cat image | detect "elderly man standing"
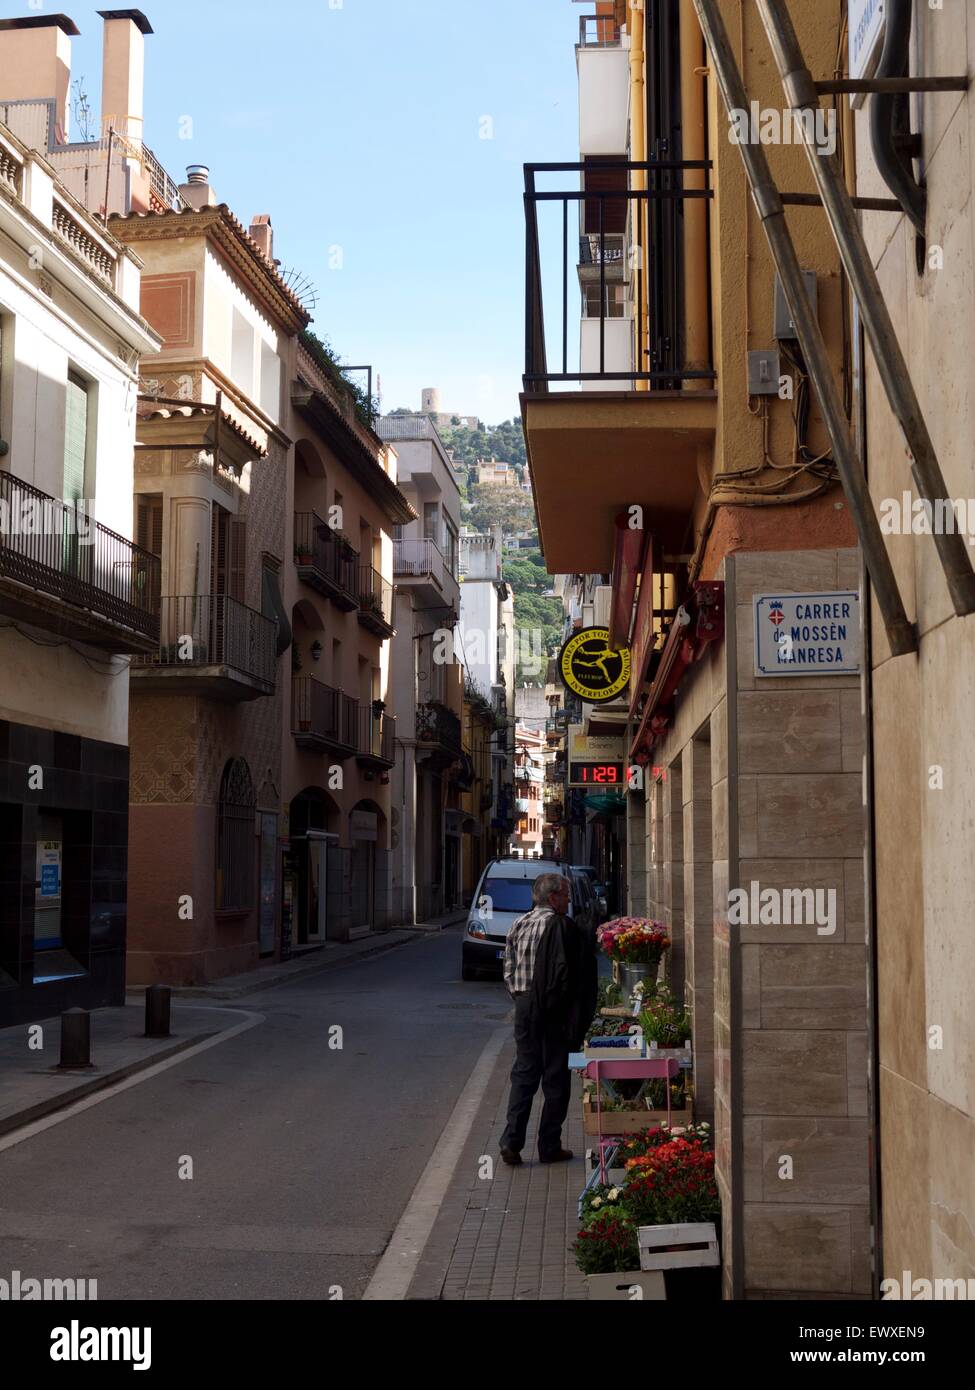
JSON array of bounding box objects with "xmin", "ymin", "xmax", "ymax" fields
[{"xmin": 499, "ymin": 872, "xmax": 597, "ymax": 1166}]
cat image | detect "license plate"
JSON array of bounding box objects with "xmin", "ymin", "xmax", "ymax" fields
[{"xmin": 496, "ymin": 949, "xmax": 505, "ymax": 960}]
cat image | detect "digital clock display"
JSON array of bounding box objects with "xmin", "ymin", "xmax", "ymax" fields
[{"xmin": 568, "ymin": 761, "xmax": 625, "ymax": 787}]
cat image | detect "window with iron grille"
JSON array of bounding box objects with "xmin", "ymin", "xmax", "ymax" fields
[{"xmin": 216, "ymin": 757, "xmax": 255, "ymax": 913}]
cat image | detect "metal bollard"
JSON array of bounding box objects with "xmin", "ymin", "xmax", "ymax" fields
[
  {"xmin": 144, "ymin": 984, "xmax": 172, "ymax": 1039},
  {"xmin": 58, "ymin": 1009, "xmax": 93, "ymax": 1070}
]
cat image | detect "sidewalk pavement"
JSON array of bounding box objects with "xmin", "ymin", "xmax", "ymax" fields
[
  {"xmin": 408, "ymin": 1032, "xmax": 588, "ymax": 1301},
  {"xmin": 0, "ymin": 1002, "xmax": 243, "ymax": 1139}
]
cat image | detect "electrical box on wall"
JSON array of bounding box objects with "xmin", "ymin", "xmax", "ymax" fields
[
  {"xmin": 748, "ymin": 349, "xmax": 781, "ymax": 396},
  {"xmin": 774, "ymin": 269, "xmax": 818, "ymax": 340}
]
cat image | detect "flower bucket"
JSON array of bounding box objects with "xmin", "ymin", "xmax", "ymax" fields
[{"xmin": 621, "ymin": 963, "xmax": 657, "ymax": 997}]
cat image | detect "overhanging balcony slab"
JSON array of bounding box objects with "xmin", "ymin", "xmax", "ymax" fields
[{"xmin": 521, "ymin": 391, "xmax": 717, "ymax": 573}]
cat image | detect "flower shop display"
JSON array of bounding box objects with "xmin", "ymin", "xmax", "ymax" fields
[{"xmin": 575, "ymin": 1129, "xmax": 722, "ymax": 1301}]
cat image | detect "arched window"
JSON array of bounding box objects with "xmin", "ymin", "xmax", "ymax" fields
[{"xmin": 216, "ymin": 758, "xmax": 255, "ymax": 912}]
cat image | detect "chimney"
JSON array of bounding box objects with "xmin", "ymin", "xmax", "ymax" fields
[
  {"xmin": 97, "ymin": 10, "xmax": 152, "ymax": 145},
  {"xmin": 0, "ymin": 16, "xmax": 79, "ymax": 145},
  {"xmin": 249, "ymin": 215, "xmax": 273, "ymax": 263},
  {"xmin": 179, "ymin": 165, "xmax": 217, "ymax": 210}
]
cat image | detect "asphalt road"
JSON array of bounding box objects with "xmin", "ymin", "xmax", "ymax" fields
[{"xmin": 0, "ymin": 930, "xmax": 510, "ymax": 1300}]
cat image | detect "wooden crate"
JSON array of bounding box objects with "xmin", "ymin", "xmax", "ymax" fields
[
  {"xmin": 586, "ymin": 1270, "xmax": 666, "ymax": 1301},
  {"xmin": 582, "ymin": 1095, "xmax": 694, "ymax": 1136},
  {"xmin": 638, "ymin": 1222, "xmax": 720, "ymax": 1272}
]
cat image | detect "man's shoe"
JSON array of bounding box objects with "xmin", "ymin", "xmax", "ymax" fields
[
  {"xmin": 538, "ymin": 1148, "xmax": 574, "ymax": 1163},
  {"xmin": 500, "ymin": 1147, "xmax": 523, "ymax": 1166}
]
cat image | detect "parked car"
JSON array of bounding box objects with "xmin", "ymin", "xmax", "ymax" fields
[
  {"xmin": 462, "ymin": 859, "xmax": 595, "ymax": 981},
  {"xmin": 572, "ymin": 865, "xmax": 609, "ymax": 922}
]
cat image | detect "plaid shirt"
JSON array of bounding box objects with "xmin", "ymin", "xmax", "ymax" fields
[{"xmin": 503, "ymin": 906, "xmax": 555, "ymax": 995}]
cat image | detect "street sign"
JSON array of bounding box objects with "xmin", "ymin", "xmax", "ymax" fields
[
  {"xmin": 557, "ymin": 627, "xmax": 630, "ymax": 704},
  {"xmin": 849, "ymin": 0, "xmax": 886, "ymax": 107},
  {"xmin": 754, "ymin": 592, "xmax": 861, "ymax": 676}
]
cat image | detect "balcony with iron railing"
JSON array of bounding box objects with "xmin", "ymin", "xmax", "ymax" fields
[
  {"xmin": 392, "ymin": 536, "xmax": 458, "ymax": 611},
  {"xmin": 294, "ymin": 514, "xmax": 359, "ymax": 611},
  {"xmin": 132, "ymin": 594, "xmax": 276, "ymax": 699},
  {"xmin": 356, "ymin": 706, "xmax": 396, "ymax": 769},
  {"xmin": 0, "ymin": 471, "xmax": 160, "ymax": 652},
  {"xmin": 416, "ymin": 700, "xmax": 462, "ymax": 764},
  {"xmin": 521, "ymin": 158, "xmax": 718, "ymax": 575},
  {"xmin": 141, "ymin": 144, "xmax": 188, "ymax": 212},
  {"xmin": 292, "ymin": 677, "xmax": 358, "ymax": 757},
  {"xmin": 578, "ymin": 14, "xmax": 622, "ymax": 47},
  {"xmin": 356, "ymin": 566, "xmax": 395, "ymax": 638}
]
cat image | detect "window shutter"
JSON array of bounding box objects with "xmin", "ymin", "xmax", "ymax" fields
[
  {"xmin": 229, "ymin": 518, "xmax": 247, "ymax": 602},
  {"xmin": 137, "ymin": 495, "xmax": 163, "ymax": 557},
  {"xmin": 211, "ymin": 506, "xmax": 228, "ymax": 597},
  {"xmin": 63, "ymin": 373, "xmax": 88, "ymax": 504}
]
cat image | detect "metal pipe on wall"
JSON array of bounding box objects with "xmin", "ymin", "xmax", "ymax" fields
[
  {"xmin": 755, "ymin": 0, "xmax": 975, "ymax": 619},
  {"xmin": 679, "ymin": 0, "xmax": 710, "ymax": 389},
  {"xmin": 690, "ymin": 0, "xmax": 916, "ymax": 657}
]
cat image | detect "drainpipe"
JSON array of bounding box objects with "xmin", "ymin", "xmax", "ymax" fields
[
  {"xmin": 680, "ymin": 0, "xmax": 710, "ymax": 391},
  {"xmin": 869, "ymin": 0, "xmax": 926, "ymax": 235},
  {"xmin": 629, "ymin": 0, "xmax": 648, "ymax": 390}
]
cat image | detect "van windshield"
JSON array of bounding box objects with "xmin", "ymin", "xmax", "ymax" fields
[{"xmin": 480, "ymin": 878, "xmax": 536, "ymax": 912}]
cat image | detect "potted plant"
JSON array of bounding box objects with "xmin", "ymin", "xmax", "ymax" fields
[
  {"xmin": 639, "ymin": 986, "xmax": 692, "ymax": 1051},
  {"xmin": 572, "ymin": 1211, "xmax": 662, "ymax": 1300}
]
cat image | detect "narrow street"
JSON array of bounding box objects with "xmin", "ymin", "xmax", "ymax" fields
[{"xmin": 0, "ymin": 933, "xmax": 509, "ymax": 1301}]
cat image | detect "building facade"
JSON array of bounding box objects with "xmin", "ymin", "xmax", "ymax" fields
[
  {"xmin": 283, "ymin": 332, "xmax": 412, "ymax": 946},
  {"xmin": 512, "ymin": 724, "xmax": 546, "ymax": 859},
  {"xmin": 111, "ymin": 175, "xmax": 308, "ymax": 985},
  {"xmin": 852, "ymin": 0, "xmax": 975, "ymax": 1297},
  {"xmin": 459, "ymin": 525, "xmax": 516, "ymax": 876},
  {"xmin": 522, "ymin": 0, "xmax": 872, "ymax": 1298},
  {"xmin": 378, "ymin": 413, "xmax": 465, "ymax": 923},
  {"xmin": 0, "ymin": 113, "xmax": 159, "ymax": 1024}
]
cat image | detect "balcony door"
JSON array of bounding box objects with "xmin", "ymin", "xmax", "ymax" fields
[{"xmin": 211, "ymin": 504, "xmax": 246, "ymax": 663}]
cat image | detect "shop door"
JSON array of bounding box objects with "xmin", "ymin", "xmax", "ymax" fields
[
  {"xmin": 350, "ymin": 842, "xmax": 375, "ymax": 931},
  {"xmin": 307, "ymin": 835, "xmax": 329, "ymax": 942}
]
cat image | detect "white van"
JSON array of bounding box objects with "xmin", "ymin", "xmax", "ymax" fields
[{"xmin": 462, "ymin": 858, "xmax": 594, "ymax": 981}]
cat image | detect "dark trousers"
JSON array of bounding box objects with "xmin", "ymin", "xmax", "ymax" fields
[{"xmin": 500, "ymin": 994, "xmax": 571, "ymax": 1157}]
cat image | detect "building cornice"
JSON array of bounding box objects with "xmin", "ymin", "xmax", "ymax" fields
[
  {"xmin": 291, "ymin": 382, "xmax": 416, "ymax": 528},
  {"xmin": 109, "ymin": 205, "xmax": 311, "ymax": 334}
]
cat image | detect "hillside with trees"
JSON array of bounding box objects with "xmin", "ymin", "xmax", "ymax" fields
[{"xmin": 388, "ymin": 411, "xmax": 563, "ymax": 683}]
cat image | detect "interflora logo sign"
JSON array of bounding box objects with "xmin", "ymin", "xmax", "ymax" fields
[{"xmin": 558, "ymin": 627, "xmax": 630, "ymax": 704}]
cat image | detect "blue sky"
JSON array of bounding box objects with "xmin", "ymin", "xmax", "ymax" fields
[{"xmin": 58, "ymin": 0, "xmax": 580, "ymax": 422}]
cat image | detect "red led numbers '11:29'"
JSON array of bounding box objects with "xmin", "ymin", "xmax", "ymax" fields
[{"xmin": 568, "ymin": 761, "xmax": 625, "ymax": 786}]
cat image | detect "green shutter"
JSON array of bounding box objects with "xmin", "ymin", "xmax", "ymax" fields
[{"xmin": 63, "ymin": 373, "xmax": 88, "ymax": 504}]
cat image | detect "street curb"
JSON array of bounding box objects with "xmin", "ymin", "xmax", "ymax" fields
[
  {"xmin": 153, "ymin": 927, "xmax": 426, "ymax": 1001},
  {"xmin": 0, "ymin": 1026, "xmax": 222, "ymax": 1140}
]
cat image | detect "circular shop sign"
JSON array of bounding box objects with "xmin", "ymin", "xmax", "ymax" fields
[{"xmin": 558, "ymin": 626, "xmax": 631, "ymax": 704}]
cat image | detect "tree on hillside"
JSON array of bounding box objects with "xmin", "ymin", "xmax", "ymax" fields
[
  {"xmin": 468, "ymin": 489, "xmax": 536, "ymax": 535},
  {"xmin": 440, "ymin": 418, "xmax": 527, "ymax": 472}
]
